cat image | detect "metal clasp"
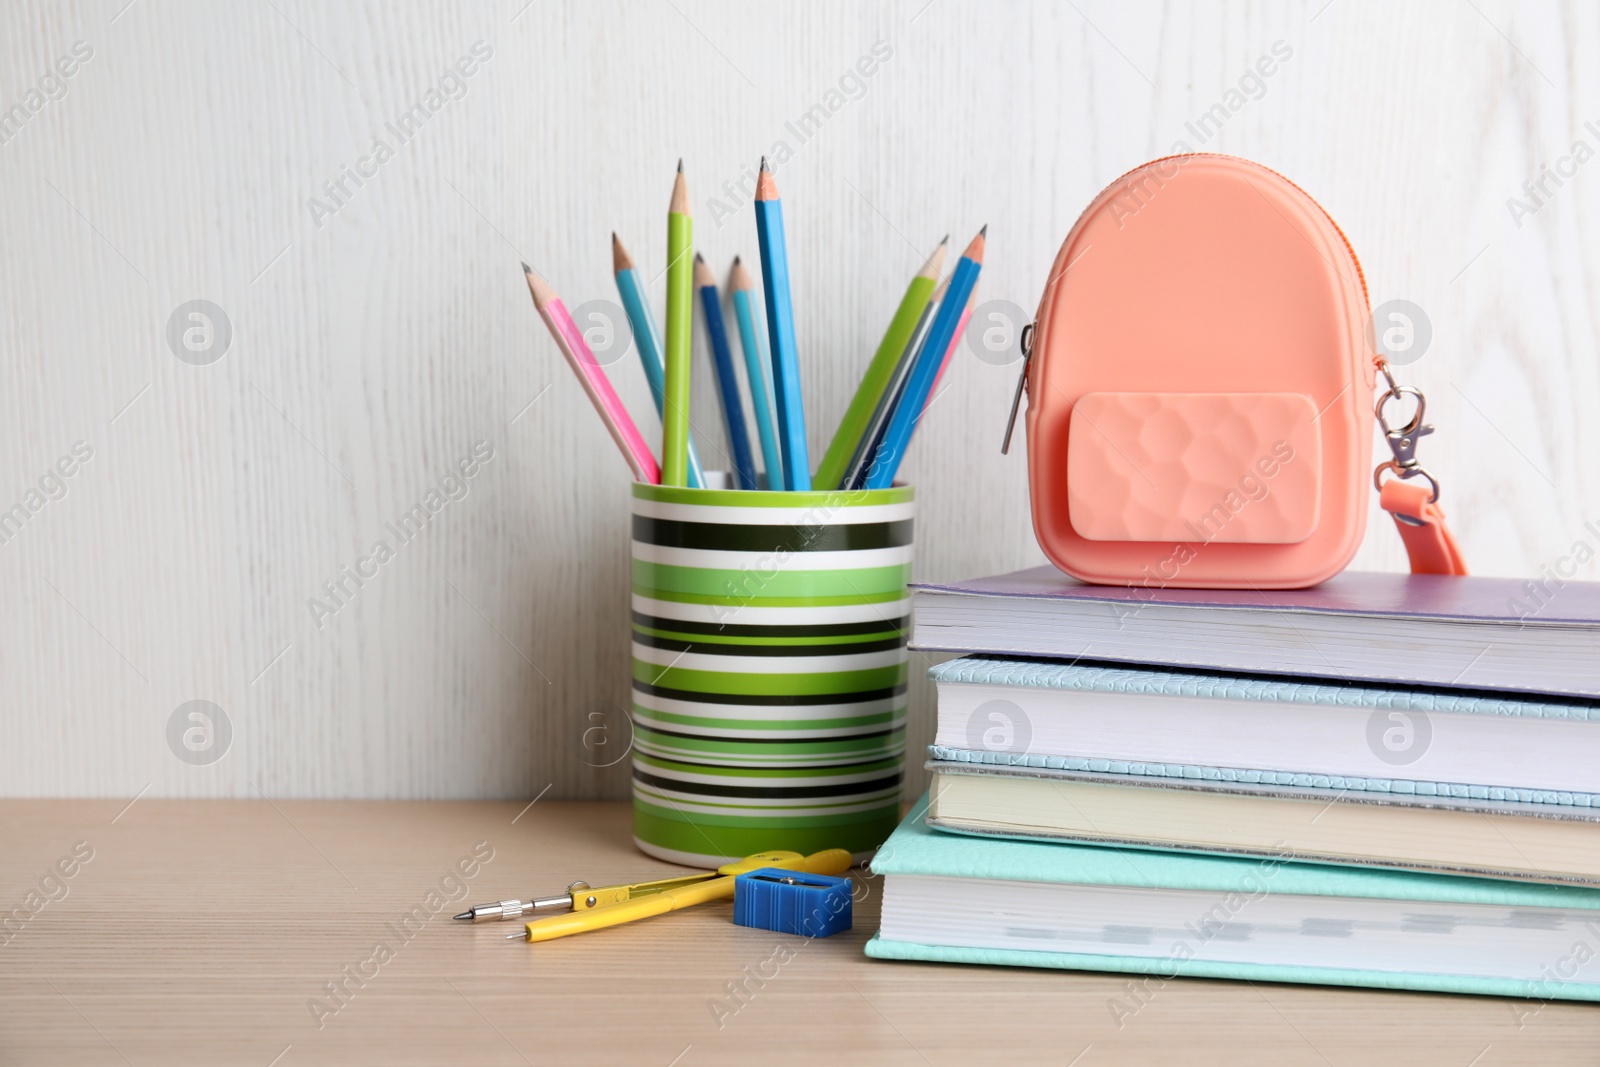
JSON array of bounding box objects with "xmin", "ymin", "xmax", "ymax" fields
[{"xmin": 1372, "ymin": 359, "xmax": 1440, "ymax": 503}]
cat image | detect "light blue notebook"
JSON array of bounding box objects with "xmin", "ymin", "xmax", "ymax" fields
[
  {"xmin": 929, "ymin": 656, "xmax": 1600, "ymax": 804},
  {"xmin": 866, "ymin": 796, "xmax": 1600, "ymax": 1001}
]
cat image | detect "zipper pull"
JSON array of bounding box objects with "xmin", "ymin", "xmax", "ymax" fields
[{"xmin": 1001, "ymin": 322, "xmax": 1034, "ymax": 454}]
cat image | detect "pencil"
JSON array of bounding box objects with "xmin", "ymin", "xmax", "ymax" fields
[
  {"xmin": 695, "ymin": 254, "xmax": 759, "ymax": 490},
  {"xmin": 662, "ymin": 160, "xmax": 694, "ymax": 486},
  {"xmin": 838, "ymin": 275, "xmax": 948, "ymax": 492},
  {"xmin": 813, "ymin": 237, "xmax": 946, "ymax": 490},
  {"xmin": 613, "ymin": 233, "xmax": 706, "ymax": 488},
  {"xmin": 862, "ymin": 226, "xmax": 986, "ymax": 489},
  {"xmin": 923, "ymin": 286, "xmax": 978, "ymax": 412},
  {"xmin": 523, "ymin": 262, "xmax": 660, "ymax": 483},
  {"xmin": 728, "ymin": 256, "xmax": 784, "ymax": 490},
  {"xmin": 753, "ymin": 158, "xmax": 810, "ymax": 490}
]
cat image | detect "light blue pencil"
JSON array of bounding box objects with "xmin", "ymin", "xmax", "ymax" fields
[
  {"xmin": 727, "ymin": 256, "xmax": 784, "ymax": 491},
  {"xmin": 613, "ymin": 233, "xmax": 704, "ymax": 488},
  {"xmin": 753, "ymin": 159, "xmax": 810, "ymax": 490}
]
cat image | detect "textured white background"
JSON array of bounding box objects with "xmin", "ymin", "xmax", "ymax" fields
[{"xmin": 2, "ymin": 0, "xmax": 1595, "ymax": 799}]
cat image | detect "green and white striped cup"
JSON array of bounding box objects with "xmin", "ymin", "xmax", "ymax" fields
[{"xmin": 630, "ymin": 478, "xmax": 914, "ymax": 866}]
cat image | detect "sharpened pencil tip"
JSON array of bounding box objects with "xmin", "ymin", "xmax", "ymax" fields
[
  {"xmin": 754, "ymin": 161, "xmax": 779, "ymax": 201},
  {"xmin": 677, "ymin": 157, "xmax": 683, "ymax": 173},
  {"xmin": 453, "ymin": 910, "xmax": 473, "ymax": 921},
  {"xmin": 959, "ymin": 226, "xmax": 987, "ymax": 265},
  {"xmin": 670, "ymin": 165, "xmax": 691, "ymax": 215},
  {"xmin": 732, "ymin": 255, "xmax": 740, "ymax": 265},
  {"xmin": 611, "ymin": 232, "xmax": 635, "ymax": 272},
  {"xmin": 523, "ymin": 265, "xmax": 556, "ymax": 311},
  {"xmin": 693, "ymin": 253, "xmax": 715, "ymax": 288},
  {"xmin": 940, "ymin": 234, "xmax": 949, "ymax": 245}
]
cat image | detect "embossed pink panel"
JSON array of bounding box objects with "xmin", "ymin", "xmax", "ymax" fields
[{"xmin": 1066, "ymin": 392, "xmax": 1322, "ymax": 544}]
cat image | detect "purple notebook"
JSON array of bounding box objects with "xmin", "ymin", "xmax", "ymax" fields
[{"xmin": 911, "ymin": 567, "xmax": 1600, "ymax": 697}]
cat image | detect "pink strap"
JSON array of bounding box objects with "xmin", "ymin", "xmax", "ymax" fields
[{"xmin": 1380, "ymin": 479, "xmax": 1468, "ymax": 576}]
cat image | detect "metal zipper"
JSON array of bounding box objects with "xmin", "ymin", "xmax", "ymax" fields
[{"xmin": 1000, "ymin": 321, "xmax": 1034, "ymax": 454}]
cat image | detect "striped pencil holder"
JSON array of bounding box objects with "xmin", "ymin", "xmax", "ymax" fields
[{"xmin": 629, "ymin": 478, "xmax": 914, "ymax": 866}]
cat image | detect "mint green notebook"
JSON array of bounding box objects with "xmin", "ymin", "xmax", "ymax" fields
[{"xmin": 866, "ymin": 796, "xmax": 1600, "ymax": 1001}]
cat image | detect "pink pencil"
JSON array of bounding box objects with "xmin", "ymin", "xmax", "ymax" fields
[
  {"xmin": 523, "ymin": 263, "xmax": 660, "ymax": 483},
  {"xmin": 922, "ymin": 289, "xmax": 978, "ymax": 413}
]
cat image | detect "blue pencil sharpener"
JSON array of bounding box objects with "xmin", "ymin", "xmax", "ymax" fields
[{"xmin": 733, "ymin": 868, "xmax": 853, "ymax": 939}]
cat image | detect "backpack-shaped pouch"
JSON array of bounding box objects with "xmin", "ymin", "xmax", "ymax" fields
[{"xmin": 1014, "ymin": 154, "xmax": 1465, "ymax": 589}]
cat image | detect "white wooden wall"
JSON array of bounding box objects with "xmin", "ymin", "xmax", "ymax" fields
[{"xmin": 3, "ymin": 0, "xmax": 1596, "ymax": 799}]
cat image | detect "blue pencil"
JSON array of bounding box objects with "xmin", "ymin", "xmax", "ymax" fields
[
  {"xmin": 695, "ymin": 254, "xmax": 758, "ymax": 490},
  {"xmin": 842, "ymin": 276, "xmax": 946, "ymax": 491},
  {"xmin": 863, "ymin": 227, "xmax": 986, "ymax": 490},
  {"xmin": 728, "ymin": 256, "xmax": 784, "ymax": 491},
  {"xmin": 753, "ymin": 159, "xmax": 810, "ymax": 491},
  {"xmin": 612, "ymin": 233, "xmax": 704, "ymax": 488}
]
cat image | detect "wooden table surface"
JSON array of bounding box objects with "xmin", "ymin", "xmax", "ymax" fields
[{"xmin": 2, "ymin": 799, "xmax": 1596, "ymax": 1066}]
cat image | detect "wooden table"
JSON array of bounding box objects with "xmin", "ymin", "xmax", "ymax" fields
[{"xmin": 2, "ymin": 799, "xmax": 1595, "ymax": 1065}]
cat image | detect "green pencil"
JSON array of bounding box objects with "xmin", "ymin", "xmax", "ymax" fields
[
  {"xmin": 814, "ymin": 237, "xmax": 947, "ymax": 490},
  {"xmin": 662, "ymin": 160, "xmax": 694, "ymax": 486}
]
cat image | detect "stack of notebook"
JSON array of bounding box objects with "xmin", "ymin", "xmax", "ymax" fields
[{"xmin": 866, "ymin": 567, "xmax": 1600, "ymax": 1002}]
